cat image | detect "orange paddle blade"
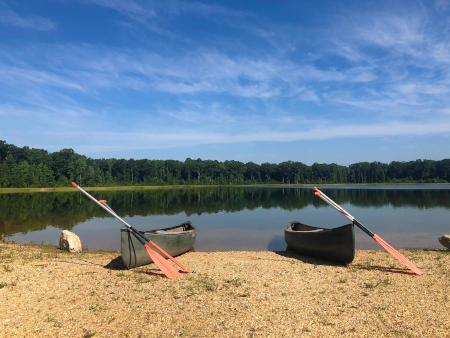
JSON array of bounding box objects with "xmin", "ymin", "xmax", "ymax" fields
[
  {"xmin": 149, "ymin": 241, "xmax": 191, "ymax": 273},
  {"xmin": 373, "ymin": 235, "xmax": 423, "ymax": 275},
  {"xmin": 144, "ymin": 244, "xmax": 181, "ymax": 278}
]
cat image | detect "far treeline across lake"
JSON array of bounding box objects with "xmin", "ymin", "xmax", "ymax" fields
[{"xmin": 1, "ymin": 140, "xmax": 450, "ymax": 188}]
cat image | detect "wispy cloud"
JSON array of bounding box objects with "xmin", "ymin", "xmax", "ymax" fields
[
  {"xmin": 0, "ymin": 43, "xmax": 384, "ymax": 104},
  {"xmin": 0, "ymin": 63, "xmax": 84, "ymax": 91},
  {"xmin": 88, "ymin": 0, "xmax": 247, "ymax": 19},
  {"xmin": 89, "ymin": 0, "xmax": 156, "ymax": 20},
  {"xmin": 42, "ymin": 120, "xmax": 450, "ymax": 153},
  {"xmin": 2, "ymin": 0, "xmax": 450, "ymax": 162},
  {"xmin": 0, "ymin": 9, "xmax": 55, "ymax": 31}
]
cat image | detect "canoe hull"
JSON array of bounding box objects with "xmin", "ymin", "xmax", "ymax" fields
[
  {"xmin": 284, "ymin": 221, "xmax": 355, "ymax": 264},
  {"xmin": 121, "ymin": 221, "xmax": 196, "ymax": 269}
]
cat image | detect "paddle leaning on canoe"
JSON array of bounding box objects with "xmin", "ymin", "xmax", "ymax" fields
[
  {"xmin": 285, "ymin": 187, "xmax": 422, "ymax": 275},
  {"xmin": 121, "ymin": 222, "xmax": 196, "ymax": 269},
  {"xmin": 72, "ymin": 183, "xmax": 193, "ymax": 278}
]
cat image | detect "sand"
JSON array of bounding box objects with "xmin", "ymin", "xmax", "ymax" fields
[{"xmin": 0, "ymin": 243, "xmax": 449, "ymax": 337}]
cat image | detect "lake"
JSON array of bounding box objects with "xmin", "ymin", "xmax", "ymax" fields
[{"xmin": 1, "ymin": 185, "xmax": 449, "ymax": 252}]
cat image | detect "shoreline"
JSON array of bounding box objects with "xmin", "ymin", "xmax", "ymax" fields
[
  {"xmin": 1, "ymin": 243, "xmax": 448, "ymax": 337},
  {"xmin": 1, "ymin": 182, "xmax": 449, "ymax": 194}
]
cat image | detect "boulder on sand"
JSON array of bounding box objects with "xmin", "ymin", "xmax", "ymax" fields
[
  {"xmin": 59, "ymin": 230, "xmax": 82, "ymax": 252},
  {"xmin": 438, "ymin": 235, "xmax": 450, "ymax": 250}
]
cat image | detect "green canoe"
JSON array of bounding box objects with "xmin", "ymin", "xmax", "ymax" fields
[
  {"xmin": 284, "ymin": 221, "xmax": 355, "ymax": 264},
  {"xmin": 121, "ymin": 221, "xmax": 196, "ymax": 269}
]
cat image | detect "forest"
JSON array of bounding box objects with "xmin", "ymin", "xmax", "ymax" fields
[{"xmin": 0, "ymin": 140, "xmax": 449, "ymax": 188}]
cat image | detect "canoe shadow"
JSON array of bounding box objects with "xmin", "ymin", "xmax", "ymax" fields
[
  {"xmin": 272, "ymin": 250, "xmax": 348, "ymax": 267},
  {"xmin": 103, "ymin": 256, "xmax": 128, "ymax": 270},
  {"xmin": 274, "ymin": 251, "xmax": 418, "ymax": 275},
  {"xmin": 103, "ymin": 256, "xmax": 187, "ymax": 278}
]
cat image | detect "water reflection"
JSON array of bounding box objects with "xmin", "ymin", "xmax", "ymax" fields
[{"xmin": 1, "ymin": 186, "xmax": 449, "ymax": 251}]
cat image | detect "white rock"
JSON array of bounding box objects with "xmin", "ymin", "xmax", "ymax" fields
[
  {"xmin": 438, "ymin": 235, "xmax": 450, "ymax": 250},
  {"xmin": 59, "ymin": 230, "xmax": 82, "ymax": 252}
]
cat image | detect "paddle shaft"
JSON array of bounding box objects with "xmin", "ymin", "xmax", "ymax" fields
[
  {"xmin": 314, "ymin": 189, "xmax": 375, "ymax": 237},
  {"xmin": 71, "ymin": 183, "xmax": 146, "ymax": 240}
]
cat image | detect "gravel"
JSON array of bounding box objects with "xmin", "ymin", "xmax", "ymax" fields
[{"xmin": 1, "ymin": 243, "xmax": 449, "ymax": 337}]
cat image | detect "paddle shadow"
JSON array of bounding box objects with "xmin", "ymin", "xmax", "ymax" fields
[
  {"xmin": 56, "ymin": 255, "xmax": 178, "ymax": 278},
  {"xmin": 351, "ymin": 264, "xmax": 417, "ymax": 275}
]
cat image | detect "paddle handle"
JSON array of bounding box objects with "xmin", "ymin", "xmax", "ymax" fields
[
  {"xmin": 314, "ymin": 188, "xmax": 374, "ymax": 237},
  {"xmin": 72, "ymin": 183, "xmax": 132, "ymax": 229},
  {"xmin": 72, "ymin": 183, "xmax": 149, "ymax": 244}
]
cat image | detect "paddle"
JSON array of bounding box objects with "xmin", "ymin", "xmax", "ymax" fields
[
  {"xmin": 314, "ymin": 187, "xmax": 423, "ymax": 275},
  {"xmin": 72, "ymin": 182, "xmax": 188, "ymax": 277},
  {"xmin": 98, "ymin": 199, "xmax": 191, "ymax": 273}
]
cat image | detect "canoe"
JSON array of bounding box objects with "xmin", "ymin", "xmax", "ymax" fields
[
  {"xmin": 121, "ymin": 221, "xmax": 196, "ymax": 269},
  {"xmin": 284, "ymin": 221, "xmax": 355, "ymax": 264}
]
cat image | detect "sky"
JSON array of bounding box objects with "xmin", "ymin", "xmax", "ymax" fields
[{"xmin": 1, "ymin": 0, "xmax": 450, "ymax": 165}]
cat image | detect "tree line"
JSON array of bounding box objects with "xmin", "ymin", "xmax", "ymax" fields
[{"xmin": 0, "ymin": 140, "xmax": 449, "ymax": 188}]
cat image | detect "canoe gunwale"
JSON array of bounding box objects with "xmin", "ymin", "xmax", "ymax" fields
[
  {"xmin": 120, "ymin": 221, "xmax": 196, "ymax": 235},
  {"xmin": 285, "ymin": 220, "xmax": 354, "ymax": 233}
]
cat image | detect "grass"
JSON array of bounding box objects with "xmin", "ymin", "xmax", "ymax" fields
[
  {"xmin": 362, "ymin": 261, "xmax": 374, "ymax": 271},
  {"xmin": 190, "ymin": 274, "xmax": 218, "ymax": 292},
  {"xmin": 2, "ymin": 182, "xmax": 447, "ymax": 194},
  {"xmin": 0, "ymin": 184, "xmax": 258, "ymax": 194},
  {"xmin": 89, "ymin": 304, "xmax": 104, "ymax": 312},
  {"xmin": 82, "ymin": 329, "xmax": 96, "ymax": 338},
  {"xmin": 3, "ymin": 265, "xmax": 13, "ymax": 272},
  {"xmin": 224, "ymin": 278, "xmax": 243, "ymax": 287},
  {"xmin": 383, "ymin": 278, "xmax": 392, "ymax": 285},
  {"xmin": 364, "ymin": 281, "xmax": 381, "ymax": 289}
]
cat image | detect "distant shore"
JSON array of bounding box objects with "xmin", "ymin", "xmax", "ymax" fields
[
  {"xmin": 0, "ymin": 243, "xmax": 448, "ymax": 337},
  {"xmin": 1, "ymin": 182, "xmax": 449, "ymax": 194}
]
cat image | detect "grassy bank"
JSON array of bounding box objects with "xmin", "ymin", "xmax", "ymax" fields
[
  {"xmin": 0, "ymin": 243, "xmax": 449, "ymax": 337},
  {"xmin": 1, "ymin": 182, "xmax": 449, "ymax": 194},
  {"xmin": 0, "ymin": 185, "xmax": 205, "ymax": 194}
]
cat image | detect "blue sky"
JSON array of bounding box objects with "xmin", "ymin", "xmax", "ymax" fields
[{"xmin": 1, "ymin": 0, "xmax": 450, "ymax": 165}]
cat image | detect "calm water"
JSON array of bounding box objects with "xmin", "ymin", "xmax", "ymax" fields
[{"xmin": 1, "ymin": 185, "xmax": 449, "ymax": 251}]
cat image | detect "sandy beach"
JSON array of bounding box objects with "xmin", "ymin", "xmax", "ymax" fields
[{"xmin": 0, "ymin": 243, "xmax": 449, "ymax": 337}]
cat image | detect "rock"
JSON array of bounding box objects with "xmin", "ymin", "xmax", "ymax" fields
[
  {"xmin": 59, "ymin": 230, "xmax": 82, "ymax": 252},
  {"xmin": 438, "ymin": 235, "xmax": 450, "ymax": 250}
]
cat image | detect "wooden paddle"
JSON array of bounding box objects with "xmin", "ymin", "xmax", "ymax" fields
[
  {"xmin": 72, "ymin": 182, "xmax": 189, "ymax": 277},
  {"xmin": 314, "ymin": 187, "xmax": 423, "ymax": 275}
]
